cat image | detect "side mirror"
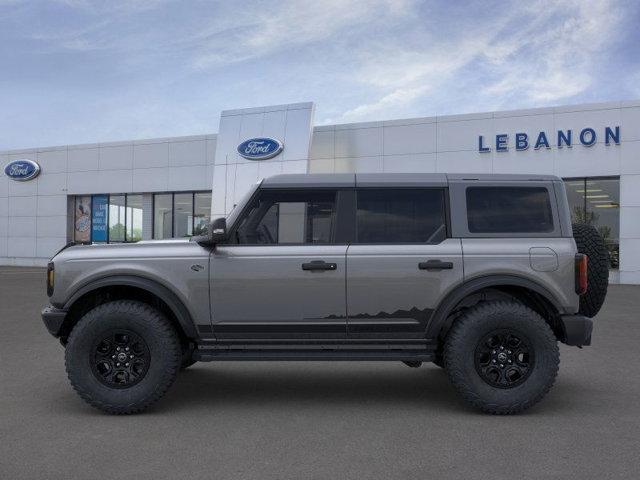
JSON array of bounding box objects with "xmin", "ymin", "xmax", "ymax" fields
[{"xmin": 194, "ymin": 217, "xmax": 227, "ymax": 247}]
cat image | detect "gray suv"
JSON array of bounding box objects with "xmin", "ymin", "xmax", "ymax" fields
[{"xmin": 41, "ymin": 173, "xmax": 609, "ymax": 414}]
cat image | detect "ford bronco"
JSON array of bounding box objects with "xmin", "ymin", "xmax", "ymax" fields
[{"xmin": 41, "ymin": 173, "xmax": 609, "ymax": 414}]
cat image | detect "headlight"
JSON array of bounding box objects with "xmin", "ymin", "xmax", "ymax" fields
[{"xmin": 47, "ymin": 262, "xmax": 54, "ymax": 297}]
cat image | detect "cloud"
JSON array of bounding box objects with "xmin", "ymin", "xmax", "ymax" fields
[
  {"xmin": 191, "ymin": 0, "xmax": 413, "ymax": 69},
  {"xmin": 334, "ymin": 0, "xmax": 626, "ymax": 122}
]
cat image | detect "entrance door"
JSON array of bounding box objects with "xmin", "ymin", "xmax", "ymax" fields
[
  {"xmin": 210, "ymin": 188, "xmax": 348, "ymax": 339},
  {"xmin": 346, "ymin": 188, "xmax": 463, "ymax": 338}
]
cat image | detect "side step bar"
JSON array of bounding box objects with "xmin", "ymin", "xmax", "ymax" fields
[{"xmin": 193, "ymin": 340, "xmax": 437, "ymax": 362}]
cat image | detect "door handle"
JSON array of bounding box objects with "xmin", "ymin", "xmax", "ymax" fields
[
  {"xmin": 419, "ymin": 260, "xmax": 453, "ymax": 271},
  {"xmin": 302, "ymin": 260, "xmax": 337, "ymax": 271}
]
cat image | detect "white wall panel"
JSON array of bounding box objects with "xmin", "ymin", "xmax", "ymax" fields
[
  {"xmin": 37, "ymin": 149, "xmax": 67, "ymax": 173},
  {"xmin": 438, "ymin": 118, "xmax": 494, "ymax": 152},
  {"xmin": 169, "ymin": 140, "xmax": 206, "ymax": 167},
  {"xmin": 334, "ymin": 156, "xmax": 383, "ymax": 173},
  {"xmin": 36, "ymin": 237, "xmax": 65, "ymax": 258},
  {"xmin": 383, "ymin": 153, "xmax": 436, "ymax": 173},
  {"xmin": 334, "ymin": 127, "xmax": 382, "ymax": 158},
  {"xmin": 8, "ymin": 195, "xmax": 36, "ymax": 216},
  {"xmin": 620, "ymin": 140, "xmax": 640, "ymax": 174},
  {"xmin": 68, "ymin": 170, "xmax": 133, "ymax": 194},
  {"xmin": 36, "ymin": 195, "xmax": 68, "ymax": 217},
  {"xmin": 37, "ymin": 215, "xmax": 67, "ymax": 237},
  {"xmin": 68, "ymin": 147, "xmax": 99, "ymax": 171},
  {"xmin": 8, "ymin": 217, "xmax": 36, "ymax": 237},
  {"xmin": 8, "ymin": 178, "xmax": 37, "ymax": 196},
  {"xmin": 309, "ymin": 130, "xmax": 334, "ymax": 159},
  {"xmin": 436, "ymin": 150, "xmax": 492, "ymax": 173},
  {"xmin": 167, "ymin": 165, "xmax": 208, "ymax": 191},
  {"xmin": 620, "ymin": 107, "xmax": 640, "ymax": 142},
  {"xmin": 99, "ymin": 144, "xmax": 133, "ymax": 170},
  {"xmin": 134, "ymin": 142, "xmax": 169, "ymax": 169},
  {"xmin": 133, "ymin": 167, "xmax": 169, "ymax": 192},
  {"xmin": 383, "ymin": 123, "xmax": 436, "ymax": 155},
  {"xmin": 37, "ymin": 173, "xmax": 67, "ymax": 196},
  {"xmin": 7, "ymin": 237, "xmax": 36, "ymax": 257}
]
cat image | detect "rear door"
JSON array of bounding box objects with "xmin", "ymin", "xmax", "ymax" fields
[
  {"xmin": 346, "ymin": 187, "xmax": 463, "ymax": 338},
  {"xmin": 210, "ymin": 188, "xmax": 349, "ymax": 339}
]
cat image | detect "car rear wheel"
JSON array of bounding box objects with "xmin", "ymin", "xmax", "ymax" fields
[
  {"xmin": 444, "ymin": 301, "xmax": 559, "ymax": 414},
  {"xmin": 65, "ymin": 300, "xmax": 181, "ymax": 414}
]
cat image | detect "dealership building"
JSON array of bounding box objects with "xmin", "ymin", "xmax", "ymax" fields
[{"xmin": 1, "ymin": 100, "xmax": 639, "ymax": 283}]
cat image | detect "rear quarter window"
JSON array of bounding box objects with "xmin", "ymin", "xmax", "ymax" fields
[{"xmin": 466, "ymin": 186, "xmax": 554, "ymax": 233}]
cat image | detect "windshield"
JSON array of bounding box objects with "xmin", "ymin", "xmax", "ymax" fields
[{"xmin": 225, "ymin": 182, "xmax": 260, "ymax": 228}]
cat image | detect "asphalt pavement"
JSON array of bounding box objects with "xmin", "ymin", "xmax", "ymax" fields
[{"xmin": 1, "ymin": 267, "xmax": 639, "ymax": 479}]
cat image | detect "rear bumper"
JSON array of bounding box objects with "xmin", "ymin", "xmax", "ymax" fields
[
  {"xmin": 559, "ymin": 314, "xmax": 593, "ymax": 347},
  {"xmin": 41, "ymin": 305, "xmax": 67, "ymax": 337}
]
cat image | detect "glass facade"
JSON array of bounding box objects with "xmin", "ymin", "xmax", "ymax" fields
[
  {"xmin": 152, "ymin": 191, "xmax": 212, "ymax": 239},
  {"xmin": 72, "ymin": 191, "xmax": 210, "ymax": 243},
  {"xmin": 564, "ymin": 177, "xmax": 620, "ymax": 269}
]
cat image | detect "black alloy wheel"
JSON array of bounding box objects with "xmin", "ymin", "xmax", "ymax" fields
[
  {"xmin": 91, "ymin": 330, "xmax": 150, "ymax": 388},
  {"xmin": 474, "ymin": 330, "xmax": 533, "ymax": 388}
]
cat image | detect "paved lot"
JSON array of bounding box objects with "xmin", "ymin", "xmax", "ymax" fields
[{"xmin": 1, "ymin": 267, "xmax": 639, "ymax": 479}]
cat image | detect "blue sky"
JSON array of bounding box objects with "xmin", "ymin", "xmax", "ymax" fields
[{"xmin": 1, "ymin": 0, "xmax": 639, "ymax": 150}]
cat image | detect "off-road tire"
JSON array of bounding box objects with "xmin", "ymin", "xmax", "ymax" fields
[
  {"xmin": 65, "ymin": 300, "xmax": 181, "ymax": 414},
  {"xmin": 180, "ymin": 344, "xmax": 197, "ymax": 370},
  {"xmin": 572, "ymin": 223, "xmax": 609, "ymax": 318},
  {"xmin": 444, "ymin": 301, "xmax": 559, "ymax": 414}
]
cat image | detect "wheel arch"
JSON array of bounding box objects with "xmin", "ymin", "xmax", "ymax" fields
[
  {"xmin": 59, "ymin": 275, "xmax": 198, "ymax": 343},
  {"xmin": 427, "ymin": 275, "xmax": 564, "ymax": 341}
]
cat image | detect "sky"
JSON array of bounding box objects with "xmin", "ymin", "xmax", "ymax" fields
[{"xmin": 1, "ymin": 0, "xmax": 639, "ymax": 150}]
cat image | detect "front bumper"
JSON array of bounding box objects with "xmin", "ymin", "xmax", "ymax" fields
[
  {"xmin": 41, "ymin": 305, "xmax": 67, "ymax": 338},
  {"xmin": 559, "ymin": 314, "xmax": 593, "ymax": 347}
]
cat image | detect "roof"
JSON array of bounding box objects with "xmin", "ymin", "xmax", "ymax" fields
[{"xmin": 260, "ymin": 173, "xmax": 560, "ymax": 188}]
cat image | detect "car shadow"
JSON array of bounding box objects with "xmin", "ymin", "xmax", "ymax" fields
[{"xmin": 155, "ymin": 363, "xmax": 475, "ymax": 414}]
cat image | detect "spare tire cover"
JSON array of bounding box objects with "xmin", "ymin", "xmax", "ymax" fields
[{"xmin": 572, "ymin": 223, "xmax": 609, "ymax": 318}]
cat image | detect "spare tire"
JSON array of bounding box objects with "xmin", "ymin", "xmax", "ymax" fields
[{"xmin": 572, "ymin": 223, "xmax": 609, "ymax": 317}]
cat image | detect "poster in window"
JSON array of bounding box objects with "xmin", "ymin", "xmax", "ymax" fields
[
  {"xmin": 91, "ymin": 195, "xmax": 108, "ymax": 242},
  {"xmin": 74, "ymin": 196, "xmax": 92, "ymax": 242}
]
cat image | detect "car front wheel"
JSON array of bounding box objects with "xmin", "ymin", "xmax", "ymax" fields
[{"xmin": 65, "ymin": 300, "xmax": 181, "ymax": 414}]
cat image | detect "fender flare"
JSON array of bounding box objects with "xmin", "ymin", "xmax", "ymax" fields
[
  {"xmin": 426, "ymin": 274, "xmax": 564, "ymax": 339},
  {"xmin": 62, "ymin": 275, "xmax": 198, "ymax": 338}
]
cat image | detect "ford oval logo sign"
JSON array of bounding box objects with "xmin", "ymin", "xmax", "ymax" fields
[
  {"xmin": 237, "ymin": 137, "xmax": 283, "ymax": 160},
  {"xmin": 4, "ymin": 159, "xmax": 41, "ymax": 181}
]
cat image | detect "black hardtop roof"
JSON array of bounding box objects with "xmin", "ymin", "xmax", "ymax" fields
[{"xmin": 260, "ymin": 173, "xmax": 560, "ymax": 188}]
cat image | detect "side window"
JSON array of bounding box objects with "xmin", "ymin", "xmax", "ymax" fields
[
  {"xmin": 234, "ymin": 190, "xmax": 336, "ymax": 244},
  {"xmin": 466, "ymin": 187, "xmax": 554, "ymax": 233},
  {"xmin": 356, "ymin": 189, "xmax": 447, "ymax": 243}
]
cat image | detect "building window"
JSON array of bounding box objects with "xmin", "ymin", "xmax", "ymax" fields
[
  {"xmin": 74, "ymin": 196, "xmax": 92, "ymax": 242},
  {"xmin": 153, "ymin": 194, "xmax": 172, "ymax": 239},
  {"xmin": 108, "ymin": 194, "xmax": 126, "ymax": 242},
  {"xmin": 126, "ymin": 194, "xmax": 143, "ymax": 242},
  {"xmin": 152, "ymin": 191, "xmax": 211, "ymax": 239},
  {"xmin": 73, "ymin": 193, "xmax": 147, "ymax": 243},
  {"xmin": 174, "ymin": 193, "xmax": 193, "ymax": 238},
  {"xmin": 194, "ymin": 192, "xmax": 212, "ymax": 236},
  {"xmin": 564, "ymin": 177, "xmax": 620, "ymax": 269}
]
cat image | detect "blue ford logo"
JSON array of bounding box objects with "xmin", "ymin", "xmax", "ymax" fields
[
  {"xmin": 4, "ymin": 159, "xmax": 41, "ymax": 181},
  {"xmin": 237, "ymin": 137, "xmax": 283, "ymax": 160}
]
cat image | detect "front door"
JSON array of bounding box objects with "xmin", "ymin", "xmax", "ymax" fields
[
  {"xmin": 346, "ymin": 188, "xmax": 463, "ymax": 338},
  {"xmin": 210, "ymin": 188, "xmax": 348, "ymax": 339}
]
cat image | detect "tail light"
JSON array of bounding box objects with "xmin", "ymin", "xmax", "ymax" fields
[
  {"xmin": 575, "ymin": 254, "xmax": 588, "ymax": 295},
  {"xmin": 47, "ymin": 262, "xmax": 54, "ymax": 297}
]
